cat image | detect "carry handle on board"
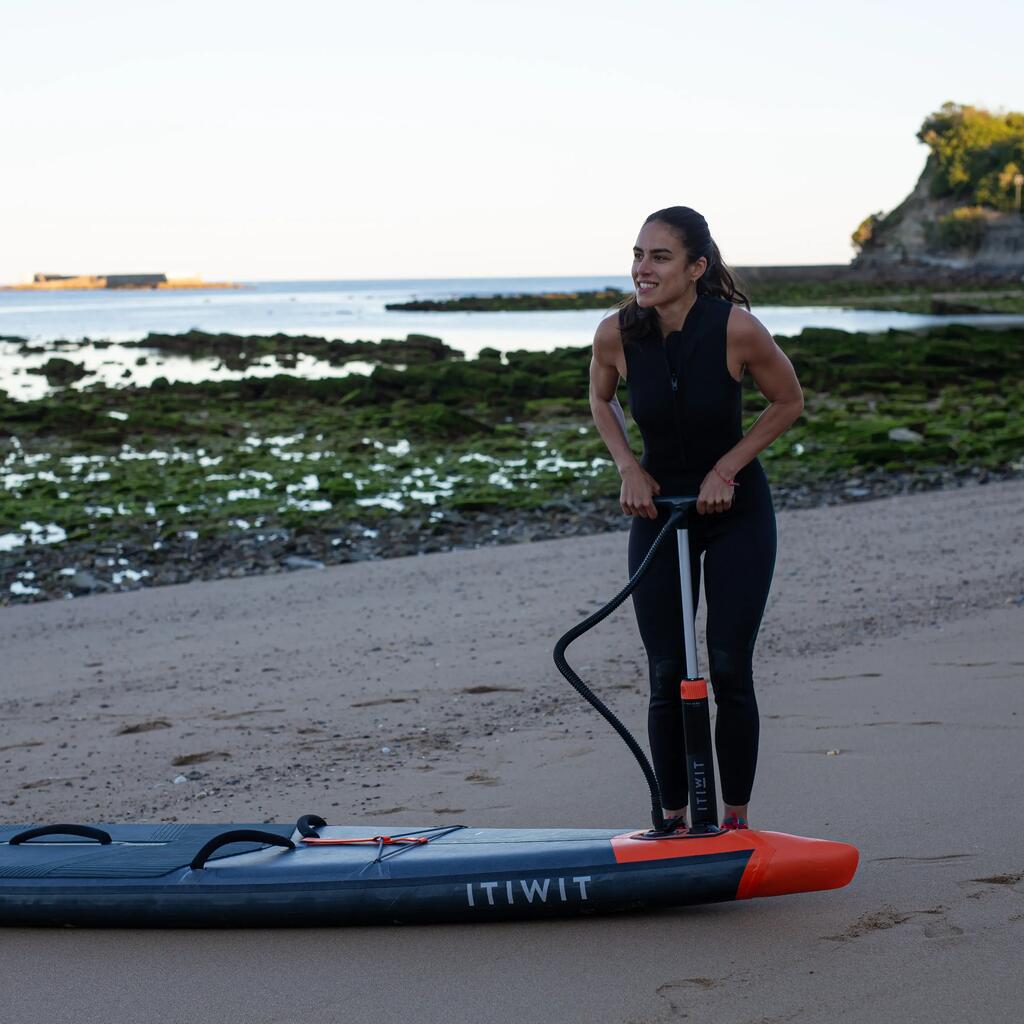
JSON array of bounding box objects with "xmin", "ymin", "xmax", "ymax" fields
[
  {"xmin": 296, "ymin": 814, "xmax": 327, "ymax": 838},
  {"xmin": 652, "ymin": 494, "xmax": 721, "ymax": 836},
  {"xmin": 8, "ymin": 824, "xmax": 113, "ymax": 846},
  {"xmin": 189, "ymin": 830, "xmax": 295, "ymax": 870}
]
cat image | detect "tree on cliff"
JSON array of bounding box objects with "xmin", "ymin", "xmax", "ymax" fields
[
  {"xmin": 852, "ymin": 101, "xmax": 1024, "ymax": 257},
  {"xmin": 918, "ymin": 102, "xmax": 1024, "ymax": 210}
]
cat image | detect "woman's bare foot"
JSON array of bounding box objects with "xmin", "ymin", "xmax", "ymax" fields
[
  {"xmin": 722, "ymin": 803, "xmax": 749, "ymax": 830},
  {"xmin": 662, "ymin": 807, "xmax": 688, "ymax": 830}
]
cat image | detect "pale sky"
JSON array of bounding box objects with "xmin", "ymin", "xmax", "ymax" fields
[{"xmin": 2, "ymin": 0, "xmax": 1021, "ymax": 282}]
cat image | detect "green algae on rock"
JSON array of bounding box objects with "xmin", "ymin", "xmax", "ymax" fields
[
  {"xmin": 385, "ymin": 288, "xmax": 630, "ymax": 312},
  {"xmin": 383, "ymin": 280, "xmax": 1024, "ymax": 315},
  {"xmin": 124, "ymin": 331, "xmax": 457, "ymax": 373},
  {"xmin": 2, "ymin": 324, "xmax": 1022, "ymax": 603},
  {"xmin": 25, "ymin": 357, "xmax": 92, "ymax": 386}
]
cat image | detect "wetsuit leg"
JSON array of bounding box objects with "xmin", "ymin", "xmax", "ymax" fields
[
  {"xmin": 628, "ymin": 513, "xmax": 702, "ymax": 810},
  {"xmin": 700, "ymin": 483, "xmax": 777, "ymax": 806}
]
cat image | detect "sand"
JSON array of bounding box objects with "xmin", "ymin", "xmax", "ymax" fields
[{"xmin": 0, "ymin": 478, "xmax": 1022, "ymax": 1023}]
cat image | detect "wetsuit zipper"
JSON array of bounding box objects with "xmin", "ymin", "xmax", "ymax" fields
[
  {"xmin": 663, "ymin": 345, "xmax": 678, "ymax": 392},
  {"xmin": 662, "ymin": 337, "xmax": 686, "ymax": 475}
]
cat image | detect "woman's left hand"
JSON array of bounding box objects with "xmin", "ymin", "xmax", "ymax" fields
[{"xmin": 696, "ymin": 467, "xmax": 736, "ymax": 515}]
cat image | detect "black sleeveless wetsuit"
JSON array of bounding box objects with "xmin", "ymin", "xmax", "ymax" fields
[{"xmin": 623, "ymin": 295, "xmax": 776, "ymax": 809}]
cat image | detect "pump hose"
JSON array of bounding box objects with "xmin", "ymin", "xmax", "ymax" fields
[{"xmin": 552, "ymin": 506, "xmax": 685, "ymax": 832}]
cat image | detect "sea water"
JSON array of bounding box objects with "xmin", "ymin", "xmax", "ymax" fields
[{"xmin": 3, "ymin": 275, "xmax": 1022, "ymax": 402}]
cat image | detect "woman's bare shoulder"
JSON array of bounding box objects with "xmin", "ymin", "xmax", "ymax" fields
[
  {"xmin": 593, "ymin": 310, "xmax": 624, "ymax": 358},
  {"xmin": 726, "ymin": 304, "xmax": 772, "ymax": 346}
]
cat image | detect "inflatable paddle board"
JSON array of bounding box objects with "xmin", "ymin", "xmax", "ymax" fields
[{"xmin": 0, "ymin": 817, "xmax": 857, "ymax": 926}]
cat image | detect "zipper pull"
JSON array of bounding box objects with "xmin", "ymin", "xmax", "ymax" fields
[{"xmin": 670, "ymin": 374, "xmax": 678, "ymax": 392}]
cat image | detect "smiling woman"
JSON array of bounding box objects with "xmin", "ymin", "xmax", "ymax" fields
[{"xmin": 588, "ymin": 205, "xmax": 805, "ymax": 835}]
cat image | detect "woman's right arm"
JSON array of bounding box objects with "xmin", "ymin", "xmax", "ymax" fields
[{"xmin": 588, "ymin": 316, "xmax": 661, "ymax": 519}]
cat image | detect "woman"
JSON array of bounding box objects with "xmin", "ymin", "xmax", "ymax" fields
[{"xmin": 589, "ymin": 206, "xmax": 804, "ymax": 831}]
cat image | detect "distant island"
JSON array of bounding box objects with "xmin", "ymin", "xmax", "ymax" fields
[{"xmin": 2, "ymin": 273, "xmax": 237, "ymax": 292}]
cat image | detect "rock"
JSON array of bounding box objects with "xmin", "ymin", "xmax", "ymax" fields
[
  {"xmin": 888, "ymin": 427, "xmax": 924, "ymax": 443},
  {"xmin": 25, "ymin": 356, "xmax": 91, "ymax": 385},
  {"xmin": 282, "ymin": 556, "xmax": 325, "ymax": 571},
  {"xmin": 68, "ymin": 570, "xmax": 112, "ymax": 594}
]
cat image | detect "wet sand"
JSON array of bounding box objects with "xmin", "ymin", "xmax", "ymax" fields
[{"xmin": 1, "ymin": 479, "xmax": 1022, "ymax": 1023}]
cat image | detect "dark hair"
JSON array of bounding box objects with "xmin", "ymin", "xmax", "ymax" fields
[{"xmin": 619, "ymin": 206, "xmax": 750, "ymax": 345}]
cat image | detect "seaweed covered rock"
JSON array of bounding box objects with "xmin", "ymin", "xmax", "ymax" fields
[
  {"xmin": 26, "ymin": 357, "xmax": 92, "ymax": 386},
  {"xmin": 129, "ymin": 331, "xmax": 458, "ymax": 371},
  {"xmin": 385, "ymin": 287, "xmax": 628, "ymax": 312}
]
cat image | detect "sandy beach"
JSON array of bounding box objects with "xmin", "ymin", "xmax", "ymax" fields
[{"xmin": 1, "ymin": 478, "xmax": 1022, "ymax": 1023}]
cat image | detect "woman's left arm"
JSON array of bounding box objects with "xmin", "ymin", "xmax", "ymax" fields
[
  {"xmin": 697, "ymin": 308, "xmax": 804, "ymax": 514},
  {"xmin": 721, "ymin": 307, "xmax": 804, "ymax": 474}
]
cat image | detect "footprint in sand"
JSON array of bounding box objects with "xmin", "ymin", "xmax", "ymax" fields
[
  {"xmin": 824, "ymin": 907, "xmax": 913, "ymax": 941},
  {"xmin": 117, "ymin": 720, "xmax": 172, "ymax": 735},
  {"xmin": 461, "ymin": 686, "xmax": 523, "ymax": 695},
  {"xmin": 464, "ymin": 769, "xmax": 501, "ymax": 786},
  {"xmin": 637, "ymin": 977, "xmax": 730, "ymax": 1024},
  {"xmin": 850, "ymin": 720, "xmax": 944, "ymax": 729},
  {"xmin": 171, "ymin": 751, "xmax": 232, "ymax": 766},
  {"xmin": 825, "ymin": 905, "xmax": 953, "ymax": 942},
  {"xmin": 20, "ymin": 777, "xmax": 77, "ymax": 790},
  {"xmin": 922, "ymin": 916, "xmax": 964, "ymax": 939},
  {"xmin": 209, "ymin": 708, "xmax": 285, "ymax": 721},
  {"xmin": 871, "ymin": 853, "xmax": 973, "ymax": 863},
  {"xmin": 971, "ymin": 871, "xmax": 1024, "ymax": 885},
  {"xmin": 811, "ymin": 672, "xmax": 883, "ymax": 681}
]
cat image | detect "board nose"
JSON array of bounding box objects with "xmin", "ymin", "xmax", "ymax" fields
[{"xmin": 737, "ymin": 832, "xmax": 859, "ymax": 899}]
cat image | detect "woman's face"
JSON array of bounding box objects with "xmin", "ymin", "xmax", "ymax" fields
[{"xmin": 632, "ymin": 220, "xmax": 703, "ymax": 308}]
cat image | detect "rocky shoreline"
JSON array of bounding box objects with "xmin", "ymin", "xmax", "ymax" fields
[
  {"xmin": 4, "ymin": 464, "xmax": 1015, "ymax": 606},
  {"xmin": 384, "ymin": 279, "xmax": 1024, "ymax": 314},
  {"xmin": 4, "ymin": 321, "xmax": 1021, "ymax": 606}
]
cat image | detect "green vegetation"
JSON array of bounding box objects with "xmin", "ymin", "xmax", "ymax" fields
[
  {"xmin": 925, "ymin": 207, "xmax": 990, "ymax": 252},
  {"xmin": 2, "ymin": 325, "xmax": 1022, "ymax": 556},
  {"xmin": 743, "ymin": 281, "xmax": 1024, "ymax": 314},
  {"xmin": 918, "ymin": 102, "xmax": 1024, "ymax": 210},
  {"xmin": 27, "ymin": 356, "xmax": 91, "ymax": 386},
  {"xmin": 381, "ymin": 280, "xmax": 1024, "ymax": 315},
  {"xmin": 852, "ymin": 102, "xmax": 1024, "ymax": 254},
  {"xmin": 851, "ymin": 214, "xmax": 881, "ymax": 250},
  {"xmin": 128, "ymin": 330, "xmax": 456, "ymax": 370},
  {"xmin": 385, "ymin": 287, "xmax": 628, "ymax": 312}
]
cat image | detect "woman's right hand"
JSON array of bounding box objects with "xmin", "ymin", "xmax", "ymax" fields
[{"xmin": 619, "ymin": 464, "xmax": 661, "ymax": 518}]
